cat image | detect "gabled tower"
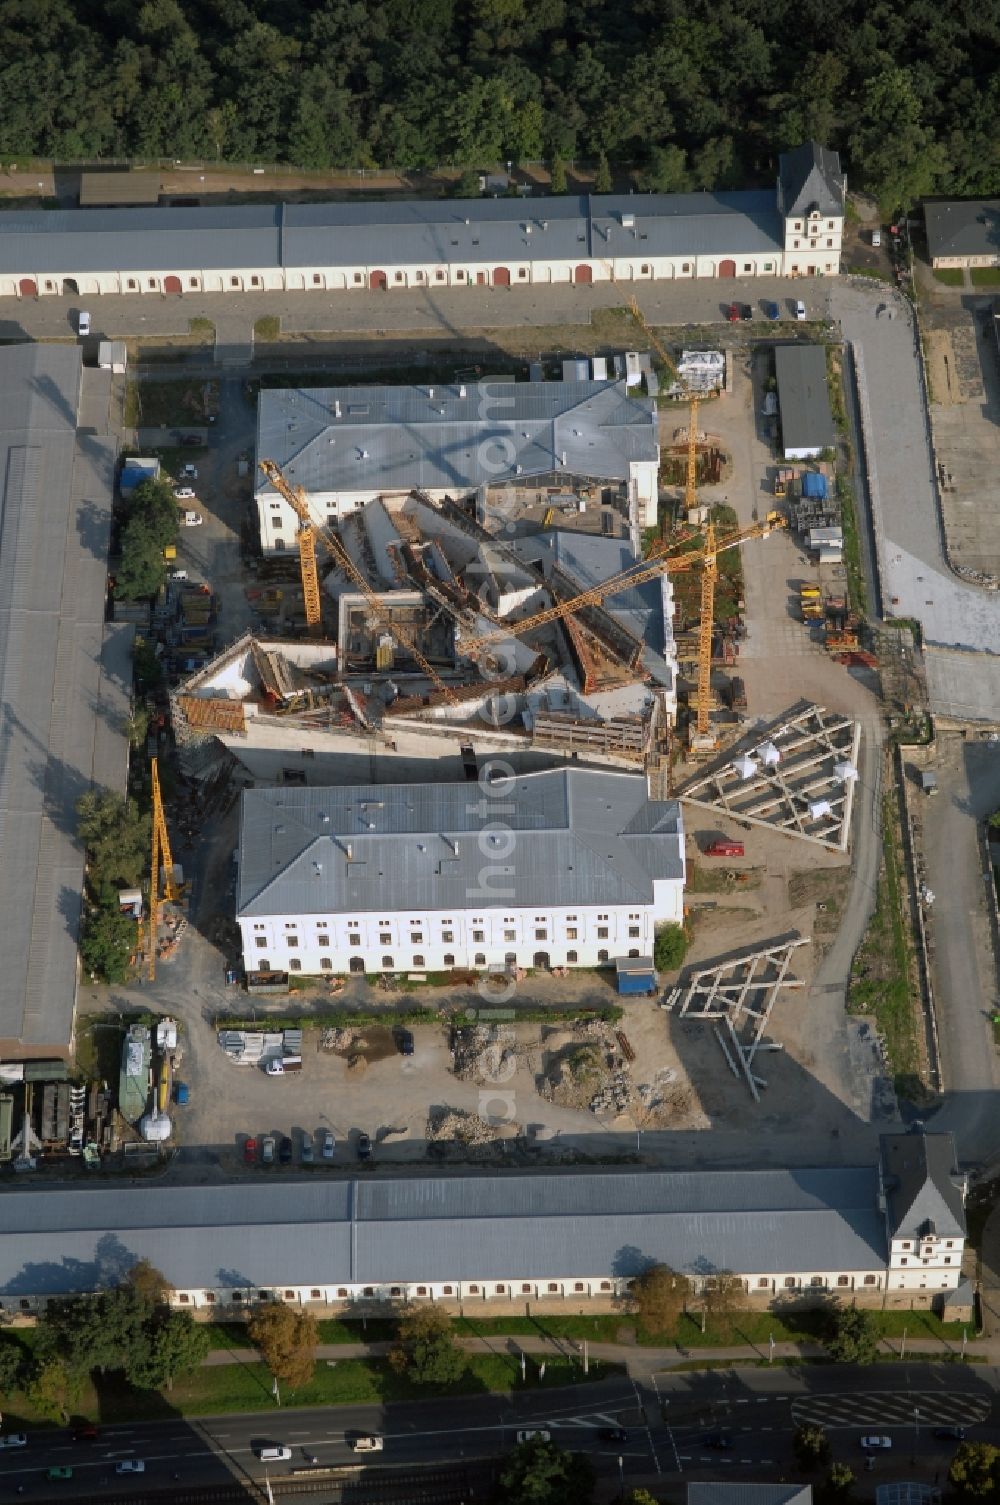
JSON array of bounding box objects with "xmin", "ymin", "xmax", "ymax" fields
[{"xmin": 777, "ymin": 142, "xmax": 846, "ymax": 276}]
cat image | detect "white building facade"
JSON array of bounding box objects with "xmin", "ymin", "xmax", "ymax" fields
[
  {"xmin": 235, "ymin": 768, "xmax": 685, "ymax": 978},
  {"xmin": 0, "ymin": 145, "xmax": 844, "ymax": 301},
  {"xmin": 881, "ymin": 1131, "xmax": 967, "ymax": 1295},
  {"xmin": 254, "ymin": 379, "xmax": 661, "ymax": 542}
]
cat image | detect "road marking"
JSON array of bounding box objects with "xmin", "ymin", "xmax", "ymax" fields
[{"xmin": 741, "ymin": 1458, "xmax": 753, "ymax": 1463}]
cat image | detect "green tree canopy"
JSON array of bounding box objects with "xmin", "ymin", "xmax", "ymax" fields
[
  {"xmin": 127, "ymin": 1311, "xmax": 210, "ymax": 1391},
  {"xmin": 826, "ymin": 1306, "xmax": 879, "ymax": 1365},
  {"xmin": 950, "ymin": 1442, "xmax": 1000, "ymax": 1499},
  {"xmin": 389, "ymin": 1304, "xmax": 467, "ymax": 1386},
  {"xmin": 497, "ymin": 1436, "xmax": 595, "ymax": 1505},
  {"xmin": 79, "ymin": 902, "xmax": 136, "ymax": 983},
  {"xmin": 794, "ymin": 1423, "xmax": 832, "ymax": 1470},
  {"xmin": 653, "ymin": 924, "xmax": 687, "ymax": 972},
  {"xmin": 76, "ymin": 789, "xmax": 150, "ymax": 898}
]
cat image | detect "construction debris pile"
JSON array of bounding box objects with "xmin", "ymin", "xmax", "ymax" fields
[
  {"xmin": 426, "ymin": 1107, "xmax": 520, "ymax": 1155},
  {"xmin": 450, "ymin": 1023, "xmax": 519, "ymax": 1084},
  {"xmin": 538, "ymin": 1019, "xmax": 691, "ymax": 1126}
]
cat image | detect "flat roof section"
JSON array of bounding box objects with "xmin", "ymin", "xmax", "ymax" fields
[
  {"xmin": 0, "ymin": 348, "xmax": 122, "ymax": 1055},
  {"xmin": 775, "ymin": 344, "xmax": 836, "ymax": 457}
]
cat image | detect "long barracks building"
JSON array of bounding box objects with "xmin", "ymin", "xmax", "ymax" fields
[{"xmin": 0, "ymin": 144, "xmax": 844, "ymax": 300}]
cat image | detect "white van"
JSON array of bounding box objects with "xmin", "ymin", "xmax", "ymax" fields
[
  {"xmin": 871, "ymin": 227, "xmax": 882, "ymax": 248},
  {"xmin": 255, "ymin": 1444, "xmax": 292, "ymax": 1461},
  {"xmin": 77, "ymin": 311, "xmax": 91, "ymax": 336},
  {"xmin": 351, "ymin": 1435, "xmax": 383, "ymax": 1452}
]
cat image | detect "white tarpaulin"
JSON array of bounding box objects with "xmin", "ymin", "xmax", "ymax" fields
[
  {"xmin": 732, "ymin": 755, "xmax": 758, "ymax": 781},
  {"xmin": 834, "ymin": 761, "xmax": 858, "ymax": 783},
  {"xmin": 759, "ymin": 741, "xmax": 781, "ymax": 766},
  {"xmin": 808, "ymin": 799, "xmax": 832, "ymax": 820}
]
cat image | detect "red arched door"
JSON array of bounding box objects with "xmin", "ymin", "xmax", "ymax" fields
[
  {"xmin": 574, "ymin": 264, "xmax": 593, "ymax": 284},
  {"xmin": 369, "ymin": 270, "xmax": 387, "ymax": 291},
  {"xmin": 493, "ymin": 267, "xmax": 511, "ymax": 286},
  {"xmin": 719, "ymin": 259, "xmax": 736, "ymax": 277},
  {"xmin": 18, "ymin": 279, "xmax": 36, "ymax": 296},
  {"xmin": 164, "ymin": 275, "xmax": 182, "ymax": 294}
]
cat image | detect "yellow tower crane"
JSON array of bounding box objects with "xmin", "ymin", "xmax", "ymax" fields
[
  {"xmin": 147, "ymin": 756, "xmax": 180, "ymax": 982},
  {"xmin": 694, "ymin": 521, "xmax": 718, "ymax": 747},
  {"xmin": 472, "ymin": 513, "xmax": 786, "ymax": 648},
  {"xmin": 258, "ymin": 460, "xmax": 457, "ymax": 703}
]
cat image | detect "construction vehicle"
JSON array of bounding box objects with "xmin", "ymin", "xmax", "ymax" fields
[
  {"xmin": 542, "ymin": 506, "xmax": 557, "ymax": 527},
  {"xmin": 774, "ymin": 468, "xmax": 795, "ymax": 497},
  {"xmin": 146, "ymin": 757, "xmax": 180, "ymax": 983},
  {"xmin": 259, "ymin": 459, "xmax": 456, "ymax": 703},
  {"xmin": 799, "ymin": 584, "xmax": 820, "ymax": 601},
  {"xmin": 705, "ymin": 840, "xmax": 745, "ymax": 857}
]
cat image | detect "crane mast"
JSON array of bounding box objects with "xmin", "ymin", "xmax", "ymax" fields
[
  {"xmin": 147, "ymin": 756, "xmax": 179, "ymax": 982},
  {"xmin": 259, "ymin": 460, "xmax": 456, "ymax": 702}
]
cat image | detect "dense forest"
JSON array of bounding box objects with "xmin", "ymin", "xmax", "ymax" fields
[{"xmin": 1, "ymin": 0, "xmax": 998, "ymax": 204}]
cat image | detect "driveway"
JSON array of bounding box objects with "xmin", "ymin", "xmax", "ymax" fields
[{"xmin": 830, "ymin": 283, "xmax": 1000, "ymax": 721}]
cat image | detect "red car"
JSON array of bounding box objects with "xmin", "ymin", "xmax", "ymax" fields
[
  {"xmin": 727, "ymin": 301, "xmax": 740, "ymax": 322},
  {"xmin": 243, "ymin": 1136, "xmax": 258, "ymax": 1164},
  {"xmin": 72, "ymin": 1425, "xmax": 99, "ymax": 1443}
]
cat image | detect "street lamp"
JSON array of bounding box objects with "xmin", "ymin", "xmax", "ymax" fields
[
  {"xmin": 618, "ymin": 1454, "xmax": 625, "ymax": 1496},
  {"xmin": 912, "ymin": 1405, "xmax": 921, "ymax": 1462}
]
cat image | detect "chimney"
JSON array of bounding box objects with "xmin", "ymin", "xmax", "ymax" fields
[
  {"xmin": 345, "ymin": 842, "xmax": 353, "ymax": 860},
  {"xmin": 428, "ymin": 387, "xmax": 434, "ymax": 398},
  {"xmin": 459, "ymin": 384, "xmax": 467, "ymax": 398},
  {"xmin": 334, "ymin": 400, "xmax": 341, "ymax": 418}
]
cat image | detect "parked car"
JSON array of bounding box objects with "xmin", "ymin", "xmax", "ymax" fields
[
  {"xmin": 181, "ymin": 511, "xmax": 204, "ymax": 527},
  {"xmin": 0, "ymin": 1434, "xmax": 28, "ymax": 1449},
  {"xmin": 516, "ymin": 1430, "xmax": 550, "ymax": 1444},
  {"xmin": 181, "ymin": 434, "xmax": 203, "ymax": 447},
  {"xmin": 871, "ymin": 227, "xmax": 882, "ymax": 247},
  {"xmin": 351, "ymin": 1435, "xmax": 383, "ymax": 1452},
  {"xmin": 301, "ymin": 1137, "xmax": 315, "ymax": 1164},
  {"xmin": 726, "ymin": 301, "xmax": 740, "ymax": 322},
  {"xmin": 741, "ymin": 303, "xmax": 753, "ymax": 320},
  {"xmin": 180, "ymin": 463, "xmax": 198, "ymax": 478},
  {"xmin": 261, "ymin": 1135, "xmax": 275, "ymax": 1165},
  {"xmin": 703, "ymin": 1433, "xmax": 734, "ymax": 1450},
  {"xmin": 357, "ymin": 1132, "xmax": 373, "ymax": 1160},
  {"xmin": 600, "ymin": 1427, "xmax": 629, "ymax": 1443},
  {"xmin": 934, "ymin": 1427, "xmax": 966, "ymax": 1441},
  {"xmin": 77, "ymin": 311, "xmax": 91, "ymax": 336},
  {"xmin": 764, "ymin": 299, "xmax": 780, "ymax": 319},
  {"xmin": 168, "ymin": 569, "xmax": 189, "ymax": 582},
  {"xmin": 322, "ymin": 1131, "xmax": 335, "ymax": 1160},
  {"xmin": 254, "ymin": 1444, "xmax": 292, "ymax": 1461},
  {"xmin": 174, "ymin": 486, "xmax": 196, "ymax": 500},
  {"xmin": 47, "ymin": 1466, "xmax": 73, "ymax": 1480},
  {"xmin": 395, "ymin": 1028, "xmax": 414, "ymax": 1056},
  {"xmin": 794, "ymin": 299, "xmax": 807, "ymax": 321},
  {"xmin": 243, "ymin": 1136, "xmax": 258, "ymax": 1164},
  {"xmin": 115, "ymin": 1460, "xmax": 145, "ymax": 1474},
  {"xmin": 860, "ymin": 1436, "xmax": 892, "ymax": 1451},
  {"xmin": 278, "ymin": 1135, "xmax": 293, "ymax": 1164}
]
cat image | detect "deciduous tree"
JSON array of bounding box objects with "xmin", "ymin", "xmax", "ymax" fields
[
  {"xmin": 127, "ymin": 1311, "xmax": 210, "ymax": 1391},
  {"xmin": 497, "ymin": 1435, "xmax": 595, "ymax": 1504},
  {"xmin": 794, "ymin": 1423, "xmax": 832, "ymax": 1469},
  {"xmin": 826, "ymin": 1307, "xmax": 879, "ymax": 1365},
  {"xmin": 950, "ymin": 1442, "xmax": 1000, "ymax": 1498},
  {"xmin": 247, "ymin": 1304, "xmax": 318, "ymax": 1391},
  {"xmin": 389, "ymin": 1305, "xmax": 467, "ymax": 1386},
  {"xmin": 629, "ymin": 1263, "xmax": 691, "ymax": 1336}
]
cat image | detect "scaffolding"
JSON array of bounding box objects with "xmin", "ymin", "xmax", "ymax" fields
[{"xmin": 666, "ymin": 937, "xmax": 811, "ymax": 1101}]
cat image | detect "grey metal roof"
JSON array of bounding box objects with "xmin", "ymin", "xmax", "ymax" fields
[
  {"xmin": 237, "ymin": 768, "xmax": 683, "ymax": 918},
  {"xmin": 881, "ymin": 1131, "xmax": 965, "ymax": 1241},
  {"xmin": 775, "ymin": 345, "xmax": 836, "ymax": 453},
  {"xmin": 0, "ymin": 185, "xmax": 786, "ymax": 276},
  {"xmin": 778, "ymin": 143, "xmax": 844, "ymax": 218},
  {"xmin": 689, "ymin": 1487, "xmax": 812, "ymax": 1505},
  {"xmin": 0, "ymin": 349, "xmax": 121, "ymax": 1052},
  {"xmin": 255, "ymin": 381, "xmax": 658, "ymax": 499},
  {"xmin": 0, "ymin": 1166, "xmax": 886, "ymax": 1296},
  {"xmin": 924, "ymin": 200, "xmax": 1000, "ymax": 261}
]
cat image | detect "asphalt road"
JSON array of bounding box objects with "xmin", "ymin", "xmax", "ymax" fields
[{"xmin": 1, "ymin": 1364, "xmax": 997, "ymax": 1500}]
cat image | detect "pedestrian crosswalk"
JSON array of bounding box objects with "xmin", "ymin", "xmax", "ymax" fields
[{"xmin": 791, "ymin": 1390, "xmax": 992, "ymax": 1431}]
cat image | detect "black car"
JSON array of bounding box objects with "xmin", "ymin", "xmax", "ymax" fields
[
  {"xmin": 600, "ymin": 1427, "xmax": 629, "ymax": 1444},
  {"xmin": 704, "ymin": 1433, "xmax": 734, "ymax": 1450},
  {"xmin": 396, "ymin": 1028, "xmax": 415, "ymax": 1056},
  {"xmin": 357, "ymin": 1133, "xmax": 373, "ymax": 1160},
  {"xmin": 741, "ymin": 303, "xmax": 753, "ymax": 320},
  {"xmin": 934, "ymin": 1427, "xmax": 966, "ymax": 1441},
  {"xmin": 278, "ymin": 1135, "xmax": 293, "ymax": 1164}
]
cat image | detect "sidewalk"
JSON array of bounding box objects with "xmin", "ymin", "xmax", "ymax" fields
[{"xmin": 202, "ymin": 1332, "xmax": 991, "ymax": 1379}]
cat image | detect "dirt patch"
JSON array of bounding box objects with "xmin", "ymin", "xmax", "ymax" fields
[
  {"xmin": 687, "ymin": 864, "xmax": 764, "ymax": 895},
  {"xmin": 924, "ymin": 329, "xmax": 961, "ymax": 407},
  {"xmin": 787, "ymin": 868, "xmax": 851, "ymax": 939},
  {"xmin": 320, "ymin": 1024, "xmax": 398, "ymax": 1064}
]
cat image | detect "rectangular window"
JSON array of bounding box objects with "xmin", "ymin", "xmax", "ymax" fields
[
  {"xmin": 566, "ymin": 927, "xmax": 578, "ymax": 940},
  {"xmin": 826, "ymin": 238, "xmax": 833, "ymax": 248},
  {"xmin": 349, "ymin": 935, "xmax": 361, "ymax": 947},
  {"xmin": 597, "ymin": 927, "xmax": 609, "ymax": 940},
  {"xmin": 743, "ymin": 263, "xmax": 752, "ymax": 272},
  {"xmin": 353, "ymin": 272, "xmax": 363, "ymax": 284},
  {"xmin": 628, "ymin": 926, "xmax": 640, "ymax": 938},
  {"xmin": 286, "ymin": 936, "xmax": 299, "ymax": 948},
  {"xmin": 320, "ymin": 958, "xmax": 332, "ymax": 970},
  {"xmin": 380, "ymin": 932, "xmax": 391, "ymax": 945},
  {"xmin": 289, "ymin": 958, "xmax": 301, "ymax": 971},
  {"xmin": 411, "ymin": 933, "xmax": 423, "ymax": 944},
  {"xmin": 442, "ymin": 930, "xmax": 454, "ymax": 943},
  {"xmin": 472, "ymin": 930, "xmax": 485, "ymax": 943},
  {"xmin": 255, "ymin": 937, "xmax": 267, "ymax": 948},
  {"xmin": 535, "ymin": 929, "xmax": 547, "ymax": 941},
  {"xmin": 504, "ymin": 930, "xmax": 516, "ymax": 942},
  {"xmin": 318, "ymin": 935, "xmax": 330, "ymax": 947}
]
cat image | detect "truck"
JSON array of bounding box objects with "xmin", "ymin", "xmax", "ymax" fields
[
  {"xmin": 705, "ymin": 840, "xmax": 745, "ymax": 858},
  {"xmin": 265, "ymin": 1056, "xmax": 302, "ymax": 1076}
]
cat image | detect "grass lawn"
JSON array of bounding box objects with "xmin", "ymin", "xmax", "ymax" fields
[
  {"xmin": 933, "ymin": 269, "xmax": 966, "ymax": 287},
  {"xmin": 253, "ymin": 315, "xmax": 281, "ymax": 340},
  {"xmin": 970, "ymin": 268, "xmax": 1000, "ymax": 286},
  {"xmin": 0, "ymin": 1352, "xmax": 617, "ymax": 1427},
  {"xmin": 848, "ymin": 792, "xmax": 923, "ymax": 1090}
]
